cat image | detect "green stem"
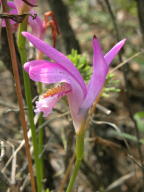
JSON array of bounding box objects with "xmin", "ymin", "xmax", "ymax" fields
[
  {"xmin": 66, "ymin": 159, "xmax": 81, "ymax": 192},
  {"xmin": 66, "ymin": 132, "xmax": 85, "ymax": 192},
  {"xmin": 37, "ymin": 82, "xmax": 44, "ymax": 181},
  {"xmin": 17, "ymin": 18, "xmax": 43, "ymax": 192},
  {"xmin": 76, "ymin": 133, "xmax": 85, "ymax": 160},
  {"xmin": 38, "ymin": 113, "xmax": 44, "ymax": 178}
]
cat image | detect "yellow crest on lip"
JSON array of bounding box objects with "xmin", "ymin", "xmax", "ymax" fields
[{"xmin": 42, "ymin": 83, "xmax": 71, "ymax": 98}]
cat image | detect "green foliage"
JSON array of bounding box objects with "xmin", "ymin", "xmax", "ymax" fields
[
  {"xmin": 112, "ymin": 131, "xmax": 139, "ymax": 142},
  {"xmin": 111, "ymin": 111, "xmax": 144, "ymax": 144},
  {"xmin": 68, "ymin": 49, "xmax": 91, "ymax": 81},
  {"xmin": 68, "ymin": 0, "xmax": 76, "ymax": 4},
  {"xmin": 111, "ymin": 130, "xmax": 144, "ymax": 145},
  {"xmin": 45, "ymin": 189, "xmax": 50, "ymax": 192},
  {"xmin": 134, "ymin": 55, "xmax": 144, "ymax": 66},
  {"xmin": 68, "ymin": 50, "xmax": 121, "ymax": 96},
  {"xmin": 71, "ymin": 1, "xmax": 110, "ymax": 25},
  {"xmin": 102, "ymin": 73, "xmax": 120, "ymax": 97},
  {"xmin": 112, "ymin": 0, "xmax": 136, "ymax": 15},
  {"xmin": 134, "ymin": 111, "xmax": 144, "ymax": 132}
]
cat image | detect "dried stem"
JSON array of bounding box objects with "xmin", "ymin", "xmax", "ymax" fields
[
  {"xmin": 1, "ymin": 0, "xmax": 36, "ymax": 191},
  {"xmin": 104, "ymin": 0, "xmax": 120, "ymax": 42},
  {"xmin": 136, "ymin": 0, "xmax": 144, "ymax": 43}
]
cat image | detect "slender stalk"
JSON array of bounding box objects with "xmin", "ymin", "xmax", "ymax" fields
[
  {"xmin": 38, "ymin": 112, "xmax": 44, "ymax": 180},
  {"xmin": 1, "ymin": 0, "xmax": 36, "ymax": 191},
  {"xmin": 75, "ymin": 133, "xmax": 85, "ymax": 160},
  {"xmin": 66, "ymin": 132, "xmax": 85, "ymax": 192},
  {"xmin": 37, "ymin": 64, "xmax": 44, "ymax": 186},
  {"xmin": 66, "ymin": 159, "xmax": 81, "ymax": 192},
  {"xmin": 104, "ymin": 0, "xmax": 120, "ymax": 42},
  {"xmin": 17, "ymin": 18, "xmax": 43, "ymax": 192},
  {"xmin": 136, "ymin": 0, "xmax": 144, "ymax": 43}
]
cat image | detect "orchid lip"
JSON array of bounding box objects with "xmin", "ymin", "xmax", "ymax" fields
[{"xmin": 35, "ymin": 83, "xmax": 72, "ymax": 117}]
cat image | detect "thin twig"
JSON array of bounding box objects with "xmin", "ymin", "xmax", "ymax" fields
[
  {"xmin": 128, "ymin": 154, "xmax": 144, "ymax": 169},
  {"xmin": 1, "ymin": 0, "xmax": 36, "ymax": 191},
  {"xmin": 2, "ymin": 130, "xmax": 31, "ymax": 173},
  {"xmin": 2, "ymin": 110, "xmax": 69, "ymax": 173},
  {"xmin": 37, "ymin": 111, "xmax": 70, "ymax": 132},
  {"xmin": 87, "ymin": 136, "xmax": 121, "ymax": 150},
  {"xmin": 0, "ymin": 99, "xmax": 27, "ymax": 112},
  {"xmin": 105, "ymin": 171, "xmax": 135, "ymax": 191},
  {"xmin": 110, "ymin": 51, "xmax": 144, "ymax": 73},
  {"xmin": 96, "ymin": 103, "xmax": 111, "ymax": 115},
  {"xmin": 20, "ymin": 175, "xmax": 30, "ymax": 191},
  {"xmin": 0, "ymin": 100, "xmax": 16, "ymax": 109},
  {"xmin": 104, "ymin": 0, "xmax": 121, "ymax": 43},
  {"xmin": 0, "ymin": 141, "xmax": 5, "ymax": 161},
  {"xmin": 91, "ymin": 120, "xmax": 130, "ymax": 151},
  {"xmin": 136, "ymin": 0, "xmax": 144, "ymax": 43},
  {"xmin": 10, "ymin": 144, "xmax": 16, "ymax": 185},
  {"xmin": 92, "ymin": 120, "xmax": 144, "ymax": 169}
]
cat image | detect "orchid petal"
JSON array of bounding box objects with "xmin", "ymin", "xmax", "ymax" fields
[
  {"xmin": 24, "ymin": 60, "xmax": 84, "ymax": 97},
  {"xmin": 13, "ymin": 0, "xmax": 24, "ymax": 11},
  {"xmin": 104, "ymin": 39, "xmax": 126, "ymax": 66},
  {"xmin": 14, "ymin": 0, "xmax": 36, "ymax": 12},
  {"xmin": 68, "ymin": 94, "xmax": 87, "ymax": 132},
  {"xmin": 25, "ymin": 60, "xmax": 82, "ymax": 89},
  {"xmin": 22, "ymin": 32, "xmax": 87, "ymax": 95},
  {"xmin": 7, "ymin": 1, "xmax": 17, "ymax": 9},
  {"xmin": 80, "ymin": 36, "xmax": 108, "ymax": 110},
  {"xmin": 1, "ymin": 2, "xmax": 18, "ymax": 27},
  {"xmin": 28, "ymin": 11, "xmax": 44, "ymax": 39}
]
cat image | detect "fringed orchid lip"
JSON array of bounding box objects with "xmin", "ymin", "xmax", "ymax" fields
[{"xmin": 35, "ymin": 83, "xmax": 72, "ymax": 117}]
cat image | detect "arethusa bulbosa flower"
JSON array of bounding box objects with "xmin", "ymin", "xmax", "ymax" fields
[
  {"xmin": 22, "ymin": 32, "xmax": 126, "ymax": 133},
  {"xmin": 0, "ymin": 0, "xmax": 43, "ymax": 37}
]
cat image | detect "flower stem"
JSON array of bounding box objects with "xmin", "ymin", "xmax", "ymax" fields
[
  {"xmin": 66, "ymin": 159, "xmax": 81, "ymax": 192},
  {"xmin": 38, "ymin": 114, "xmax": 44, "ymax": 177},
  {"xmin": 37, "ymin": 82, "xmax": 44, "ymax": 180},
  {"xmin": 17, "ymin": 18, "xmax": 43, "ymax": 192},
  {"xmin": 66, "ymin": 132, "xmax": 85, "ymax": 192}
]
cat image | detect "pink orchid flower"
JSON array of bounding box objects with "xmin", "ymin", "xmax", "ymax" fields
[
  {"xmin": 22, "ymin": 32, "xmax": 126, "ymax": 133},
  {"xmin": 1, "ymin": 1, "xmax": 56, "ymax": 40},
  {"xmin": 1, "ymin": 0, "xmax": 43, "ymax": 37},
  {"xmin": 0, "ymin": 1, "xmax": 18, "ymax": 29}
]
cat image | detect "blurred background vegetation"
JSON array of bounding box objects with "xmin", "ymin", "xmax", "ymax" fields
[{"xmin": 0, "ymin": 0, "xmax": 144, "ymax": 191}]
